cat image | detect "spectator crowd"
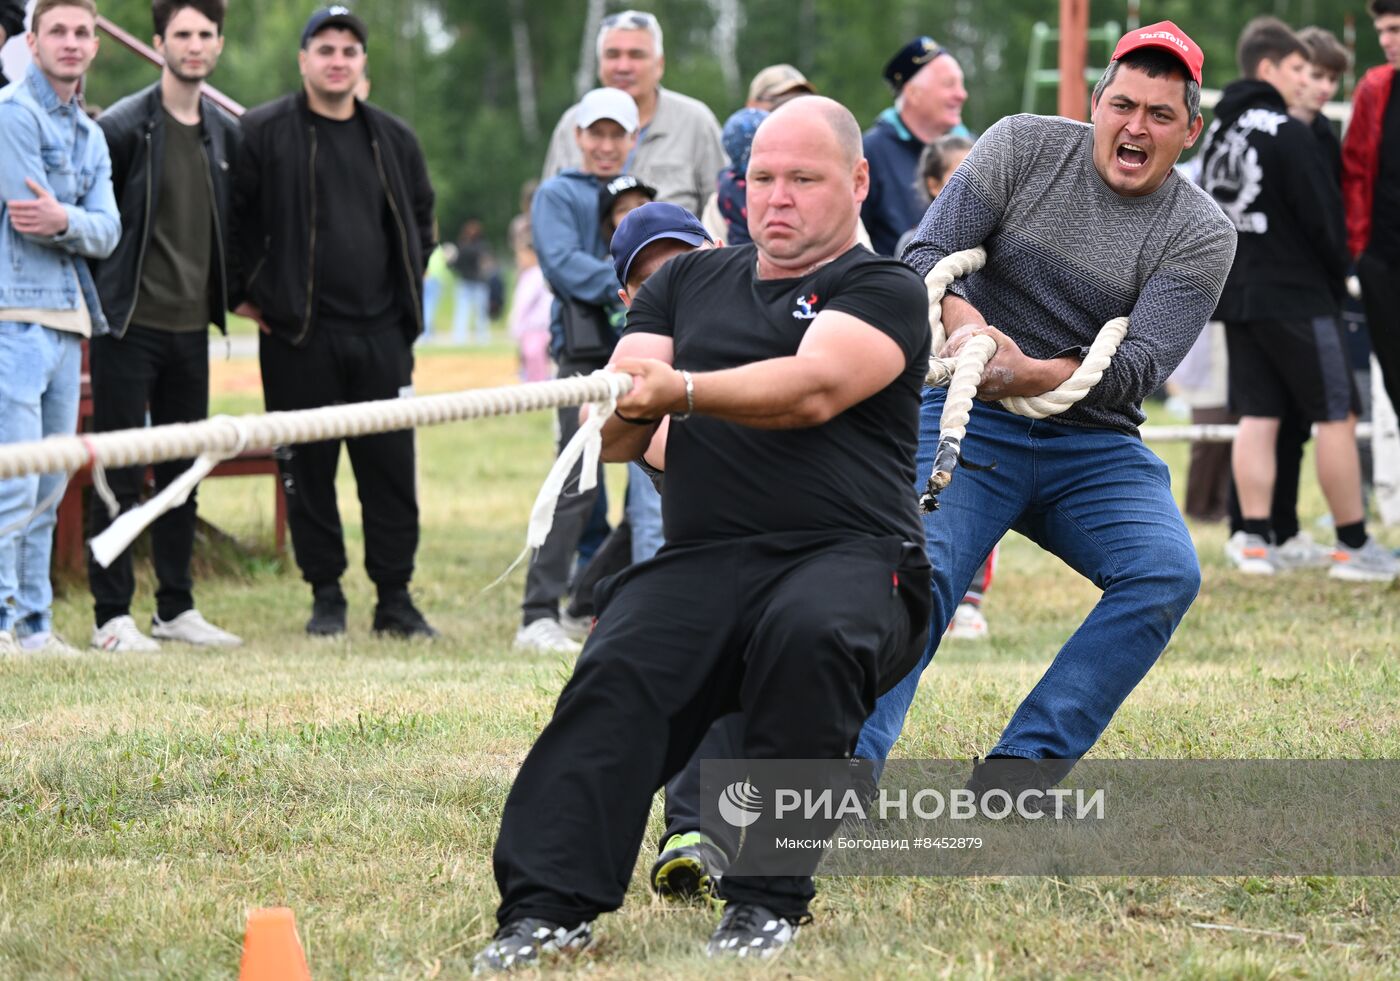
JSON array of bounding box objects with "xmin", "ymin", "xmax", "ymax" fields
[{"xmin": 1, "ymin": 3, "xmax": 1394, "ymax": 640}]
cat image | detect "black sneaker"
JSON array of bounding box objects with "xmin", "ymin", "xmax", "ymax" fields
[
  {"xmin": 305, "ymin": 584, "xmax": 347, "ymax": 636},
  {"xmin": 372, "ymin": 590, "xmax": 439, "ymax": 639},
  {"xmin": 705, "ymin": 902, "xmax": 807, "ymax": 960},
  {"xmin": 965, "ymin": 756, "xmax": 1070, "ymax": 817},
  {"xmin": 471, "ymin": 918, "xmax": 592, "ymax": 974},
  {"xmin": 650, "ymin": 831, "xmax": 727, "ymax": 903}
]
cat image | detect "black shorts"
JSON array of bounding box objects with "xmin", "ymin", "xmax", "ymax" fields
[{"xmin": 1224, "ymin": 317, "xmax": 1358, "ymax": 422}]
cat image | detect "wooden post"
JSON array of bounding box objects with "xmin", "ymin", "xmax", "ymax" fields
[{"xmin": 1057, "ymin": 0, "xmax": 1089, "ymax": 121}]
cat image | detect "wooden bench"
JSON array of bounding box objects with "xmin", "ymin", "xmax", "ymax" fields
[{"xmin": 53, "ymin": 340, "xmax": 286, "ymax": 574}]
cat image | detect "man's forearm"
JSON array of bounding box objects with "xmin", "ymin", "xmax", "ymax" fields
[
  {"xmin": 600, "ymin": 416, "xmax": 659, "ymax": 462},
  {"xmin": 940, "ymin": 293, "xmax": 987, "ymax": 339},
  {"xmin": 612, "ymin": 316, "xmax": 906, "ymax": 430},
  {"xmin": 999, "ymin": 355, "xmax": 1079, "ymax": 398},
  {"xmin": 686, "ymin": 357, "xmax": 848, "ymax": 429}
]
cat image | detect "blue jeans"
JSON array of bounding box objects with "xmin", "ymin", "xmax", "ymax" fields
[
  {"xmin": 855, "ymin": 389, "xmax": 1200, "ymax": 764},
  {"xmin": 452, "ymin": 281, "xmax": 491, "ymax": 344},
  {"xmin": 626, "ymin": 462, "xmax": 664, "ymax": 563},
  {"xmin": 0, "ymin": 322, "xmax": 82, "ymax": 636},
  {"xmin": 421, "ymin": 276, "xmax": 443, "ymax": 340}
]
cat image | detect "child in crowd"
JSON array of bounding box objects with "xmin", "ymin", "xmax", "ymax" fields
[{"xmin": 507, "ymin": 215, "xmax": 551, "ymax": 381}]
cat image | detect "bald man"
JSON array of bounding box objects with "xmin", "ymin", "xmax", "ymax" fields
[{"xmin": 475, "ymin": 97, "xmax": 933, "ymax": 972}]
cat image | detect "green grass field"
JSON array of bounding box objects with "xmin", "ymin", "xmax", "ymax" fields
[{"xmin": 2, "ymin": 341, "xmax": 1397, "ymax": 979}]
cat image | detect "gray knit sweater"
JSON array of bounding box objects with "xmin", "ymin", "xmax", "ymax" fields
[{"xmin": 903, "ymin": 113, "xmax": 1237, "ymax": 433}]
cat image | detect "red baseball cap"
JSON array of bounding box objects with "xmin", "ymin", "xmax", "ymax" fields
[{"xmin": 1110, "ymin": 21, "xmax": 1204, "ymax": 85}]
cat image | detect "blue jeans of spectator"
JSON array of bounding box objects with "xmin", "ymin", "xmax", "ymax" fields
[
  {"xmin": 626, "ymin": 462, "xmax": 664, "ymax": 563},
  {"xmin": 855, "ymin": 388, "xmax": 1200, "ymax": 765},
  {"xmin": 575, "ymin": 484, "xmax": 610, "ymax": 572},
  {"xmin": 0, "ymin": 322, "xmax": 82, "ymax": 637},
  {"xmin": 452, "ymin": 280, "xmax": 491, "ymax": 344},
  {"xmin": 421, "ymin": 276, "xmax": 443, "ymax": 341}
]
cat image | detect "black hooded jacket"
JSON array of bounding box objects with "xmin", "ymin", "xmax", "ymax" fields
[{"xmin": 1199, "ymin": 79, "xmax": 1348, "ymax": 321}]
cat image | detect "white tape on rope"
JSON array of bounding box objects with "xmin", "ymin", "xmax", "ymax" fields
[
  {"xmin": 483, "ymin": 370, "xmax": 633, "ymax": 593},
  {"xmin": 89, "ymin": 416, "xmax": 253, "ymax": 568},
  {"xmin": 90, "ymin": 454, "xmax": 219, "ymax": 568},
  {"xmin": 524, "ymin": 371, "xmax": 629, "ymax": 550}
]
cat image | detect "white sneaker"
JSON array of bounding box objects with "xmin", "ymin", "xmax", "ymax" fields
[
  {"xmin": 945, "ymin": 602, "xmax": 989, "ymax": 641},
  {"xmin": 91, "ymin": 615, "xmax": 161, "ymax": 652},
  {"xmin": 1275, "ymin": 531, "xmax": 1332, "ymax": 571},
  {"xmin": 513, "ymin": 618, "xmax": 583, "ymax": 655},
  {"xmin": 557, "ymin": 610, "xmax": 593, "ymax": 641},
  {"xmin": 1225, "ymin": 531, "xmax": 1277, "ymax": 575},
  {"xmin": 151, "ymin": 609, "xmax": 243, "ymax": 647},
  {"xmin": 1329, "ymin": 538, "xmax": 1400, "ymax": 583},
  {"xmin": 0, "ymin": 629, "xmax": 18, "ymax": 656},
  {"xmin": 19, "ymin": 631, "xmax": 82, "ymax": 656},
  {"xmin": 1223, "ymin": 530, "xmax": 1246, "ymax": 565}
]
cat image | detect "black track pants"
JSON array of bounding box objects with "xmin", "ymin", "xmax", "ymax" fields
[{"xmin": 492, "ymin": 531, "xmax": 930, "ymax": 926}]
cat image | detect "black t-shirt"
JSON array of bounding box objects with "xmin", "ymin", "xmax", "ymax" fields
[
  {"xmin": 1371, "ymin": 73, "xmax": 1400, "ymax": 263},
  {"xmin": 311, "ymin": 109, "xmax": 397, "ymax": 324},
  {"xmin": 1311, "ymin": 114, "xmax": 1342, "ymax": 190},
  {"xmin": 623, "ymin": 243, "xmax": 931, "ymax": 547},
  {"xmin": 132, "ymin": 111, "xmax": 213, "ymax": 331}
]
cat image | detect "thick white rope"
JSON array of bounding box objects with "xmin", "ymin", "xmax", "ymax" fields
[
  {"xmin": 925, "ymin": 246, "xmax": 988, "ymax": 368},
  {"xmin": 919, "ymin": 247, "xmax": 1129, "ymax": 507},
  {"xmin": 0, "ymin": 372, "xmax": 633, "ymax": 567},
  {"xmin": 923, "ymin": 247, "xmax": 1130, "ymax": 418},
  {"xmin": 0, "ymin": 374, "xmax": 633, "ymax": 479}
]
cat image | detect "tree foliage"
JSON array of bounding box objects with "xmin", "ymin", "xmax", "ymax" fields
[{"xmin": 80, "ymin": 0, "xmax": 1391, "ymax": 250}]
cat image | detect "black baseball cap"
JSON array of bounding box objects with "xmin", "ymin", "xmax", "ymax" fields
[
  {"xmin": 610, "ymin": 202, "xmax": 712, "ymax": 287},
  {"xmin": 599, "ymin": 175, "xmax": 658, "ymax": 226},
  {"xmin": 301, "ymin": 6, "xmax": 368, "ymax": 49},
  {"xmin": 883, "ymin": 36, "xmax": 947, "ymax": 93}
]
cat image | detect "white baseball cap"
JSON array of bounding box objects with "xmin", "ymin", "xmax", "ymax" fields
[{"xmin": 576, "ymin": 87, "xmax": 640, "ymax": 134}]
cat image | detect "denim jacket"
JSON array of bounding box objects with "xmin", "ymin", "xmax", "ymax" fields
[{"xmin": 0, "ymin": 65, "xmax": 120, "ymax": 333}]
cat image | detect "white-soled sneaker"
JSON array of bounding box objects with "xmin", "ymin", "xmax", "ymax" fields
[
  {"xmin": 1223, "ymin": 530, "xmax": 1246, "ymax": 566},
  {"xmin": 945, "ymin": 602, "xmax": 989, "ymax": 640},
  {"xmin": 513, "ymin": 618, "xmax": 583, "ymax": 655},
  {"xmin": 19, "ymin": 631, "xmax": 83, "ymax": 656},
  {"xmin": 705, "ymin": 902, "xmax": 807, "ymax": 960},
  {"xmin": 1225, "ymin": 532, "xmax": 1277, "ymax": 575},
  {"xmin": 91, "ymin": 615, "xmax": 161, "ymax": 652},
  {"xmin": 557, "ymin": 610, "xmax": 593, "ymax": 641},
  {"xmin": 472, "ymin": 918, "xmax": 592, "ymax": 974},
  {"xmin": 0, "ymin": 630, "xmax": 18, "ymax": 656},
  {"xmin": 1275, "ymin": 531, "xmax": 1332, "ymax": 571},
  {"xmin": 151, "ymin": 609, "xmax": 243, "ymax": 647},
  {"xmin": 1329, "ymin": 538, "xmax": 1400, "ymax": 583}
]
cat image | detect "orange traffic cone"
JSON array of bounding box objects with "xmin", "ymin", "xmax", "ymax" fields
[{"xmin": 238, "ymin": 907, "xmax": 312, "ymax": 981}]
